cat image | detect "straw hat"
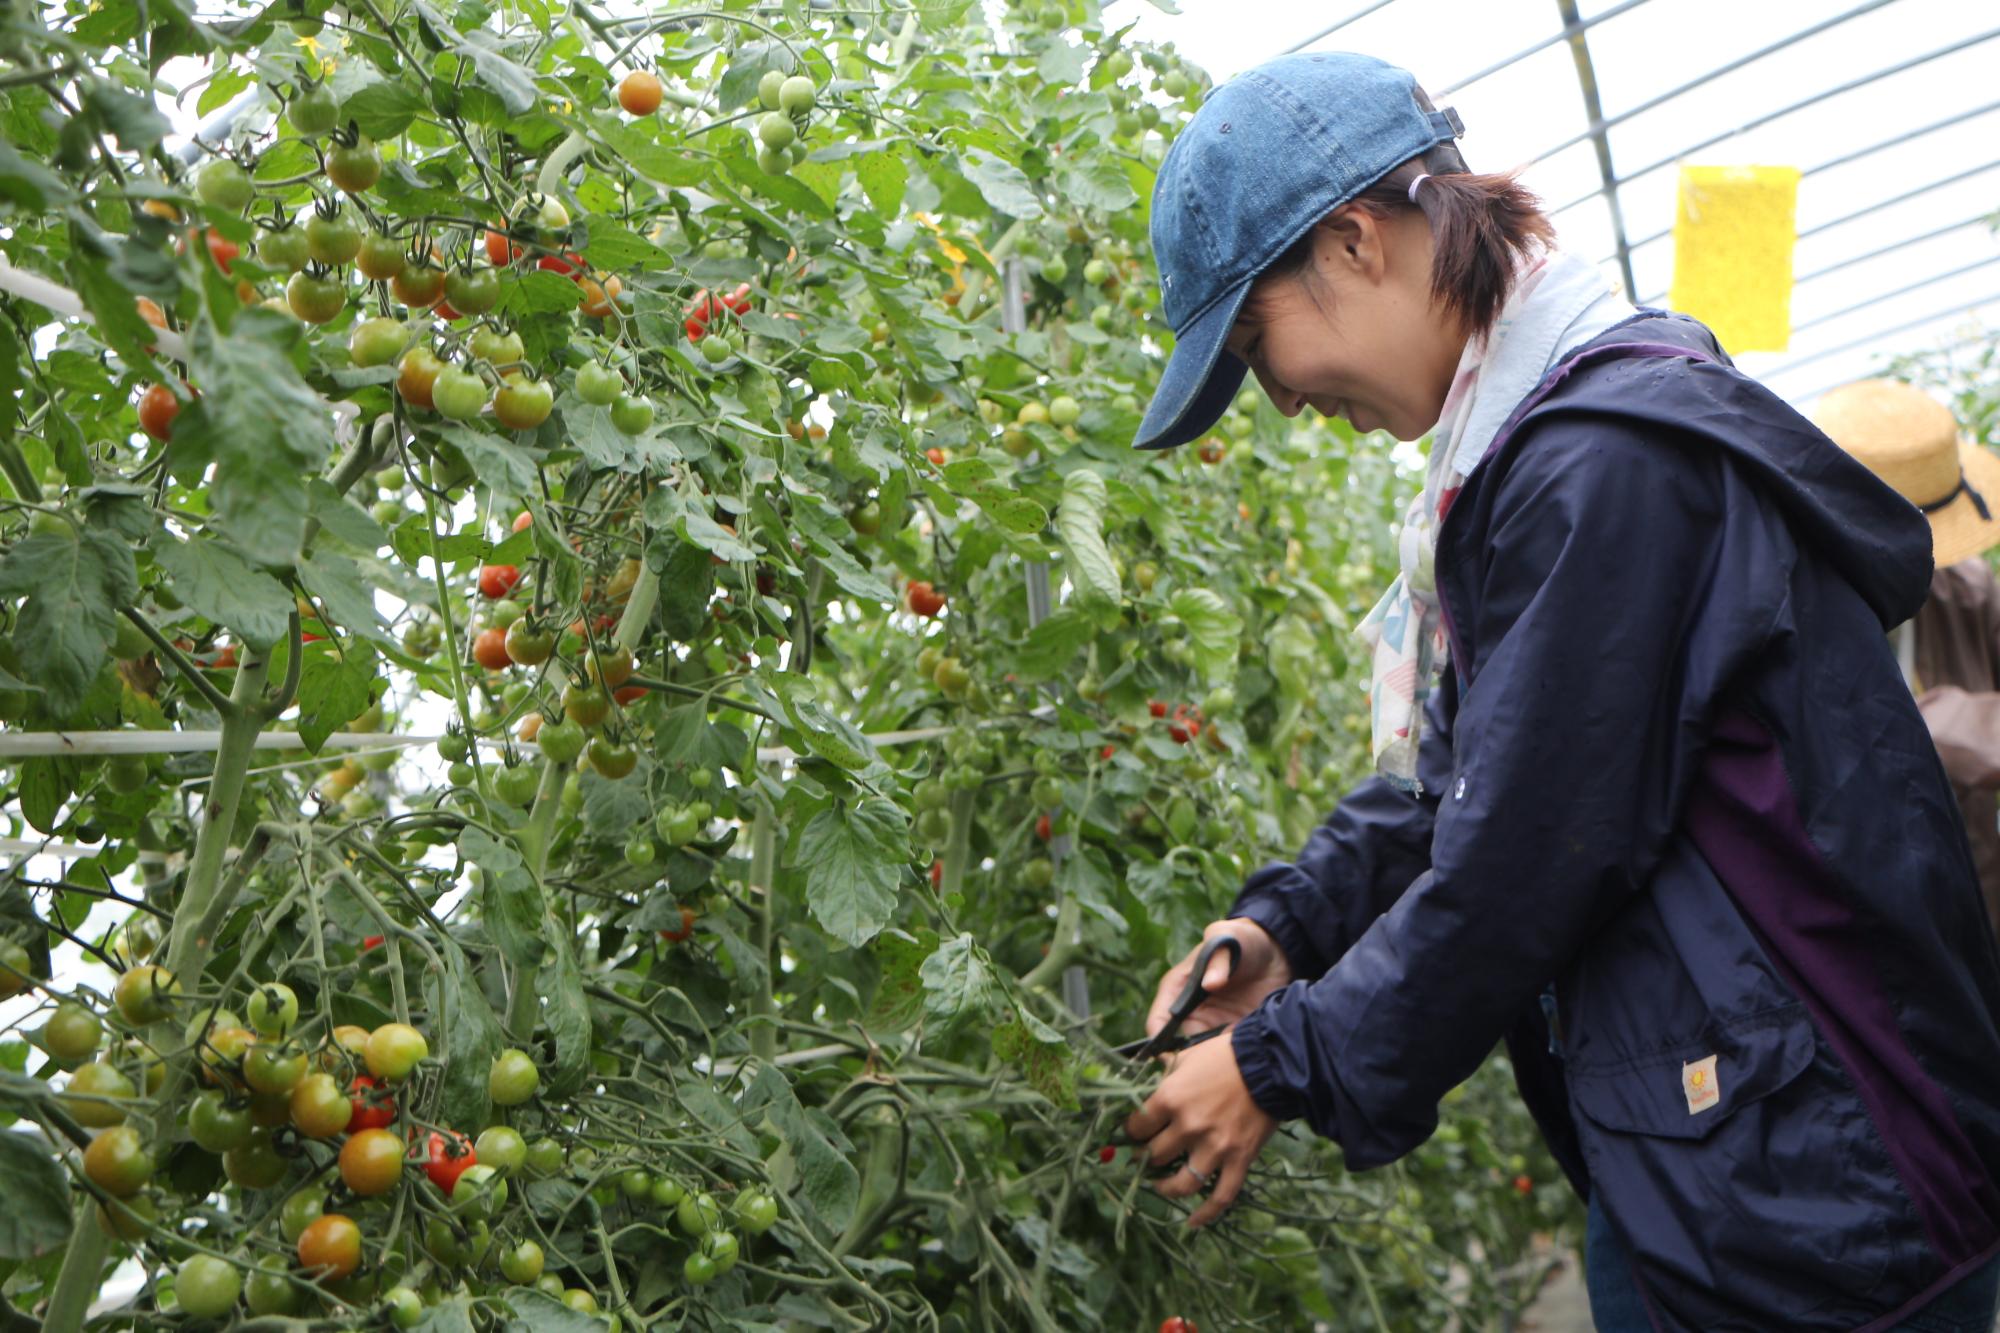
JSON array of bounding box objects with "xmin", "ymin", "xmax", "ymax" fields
[{"xmin": 1811, "ymin": 379, "xmax": 2000, "ymax": 568}]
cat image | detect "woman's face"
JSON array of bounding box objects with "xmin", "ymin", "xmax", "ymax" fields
[{"xmin": 1224, "ymin": 206, "xmax": 1468, "ymax": 443}]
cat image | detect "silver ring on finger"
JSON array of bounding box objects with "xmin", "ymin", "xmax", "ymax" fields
[{"xmin": 1183, "ymin": 1162, "xmax": 1216, "ymax": 1190}]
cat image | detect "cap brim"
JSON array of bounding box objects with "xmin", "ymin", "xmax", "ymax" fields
[{"xmin": 1133, "ymin": 281, "xmax": 1252, "ymax": 451}]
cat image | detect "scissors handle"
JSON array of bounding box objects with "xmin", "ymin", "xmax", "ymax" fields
[{"xmin": 1117, "ymin": 933, "xmax": 1241, "ymax": 1060}]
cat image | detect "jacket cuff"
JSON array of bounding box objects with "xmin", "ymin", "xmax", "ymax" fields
[
  {"xmin": 1225, "ymin": 894, "xmax": 1324, "ymax": 982},
  {"xmin": 1231, "ymin": 1001, "xmax": 1309, "ymax": 1123}
]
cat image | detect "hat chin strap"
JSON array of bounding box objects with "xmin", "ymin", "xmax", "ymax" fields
[{"xmin": 1918, "ymin": 470, "xmax": 1992, "ymax": 520}]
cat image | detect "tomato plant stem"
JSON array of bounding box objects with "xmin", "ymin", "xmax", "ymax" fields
[
  {"xmin": 40, "ymin": 1202, "xmax": 107, "ymax": 1333},
  {"xmin": 748, "ymin": 789, "xmax": 779, "ymax": 1065},
  {"xmin": 165, "ymin": 649, "xmax": 272, "ymax": 978}
]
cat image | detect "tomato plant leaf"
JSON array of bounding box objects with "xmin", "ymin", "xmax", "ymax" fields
[
  {"xmin": 423, "ymin": 933, "xmax": 505, "ymax": 1131},
  {"xmin": 1013, "ymin": 607, "xmax": 1095, "ymax": 681},
  {"xmin": 18, "ymin": 756, "xmax": 67, "ymax": 835},
  {"xmin": 796, "ymin": 799, "xmax": 907, "ymax": 947},
  {"xmin": 183, "ymin": 315, "xmax": 336, "ymax": 567},
  {"xmin": 463, "ymin": 828, "xmax": 547, "ymax": 969},
  {"xmin": 855, "ymin": 147, "xmax": 908, "ymax": 216},
  {"xmin": 0, "ymin": 528, "xmax": 138, "ymax": 713},
  {"xmin": 960, "ymin": 148, "xmax": 1041, "ymax": 220},
  {"xmin": 1167, "ymin": 587, "xmax": 1245, "ymax": 682},
  {"xmin": 919, "ymin": 932, "xmax": 1001, "ymax": 1034},
  {"xmin": 866, "ymin": 926, "xmax": 939, "ymax": 1031},
  {"xmin": 294, "ymin": 641, "xmax": 381, "ymax": 754},
  {"xmin": 1056, "ymin": 466, "xmax": 1121, "ymax": 618},
  {"xmin": 992, "ymin": 1017, "xmax": 1078, "ymax": 1109},
  {"xmin": 539, "ymin": 933, "xmax": 593, "ymax": 1097},
  {"xmin": 772, "ymin": 676, "xmax": 875, "ymax": 772},
  {"xmin": 147, "ymin": 534, "xmax": 293, "ymax": 649},
  {"xmin": 0, "ymin": 1129, "xmax": 71, "ymax": 1259},
  {"xmin": 1060, "ymin": 156, "xmax": 1141, "ymax": 212},
  {"xmin": 296, "ymin": 553, "xmax": 396, "ymax": 648},
  {"xmin": 496, "ymin": 1290, "xmax": 603, "ymax": 1333},
  {"xmin": 342, "ymin": 79, "xmax": 428, "ymax": 139}
]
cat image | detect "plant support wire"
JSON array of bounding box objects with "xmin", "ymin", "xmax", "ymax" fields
[{"xmin": 1545, "ymin": 22, "xmax": 2000, "ymax": 217}]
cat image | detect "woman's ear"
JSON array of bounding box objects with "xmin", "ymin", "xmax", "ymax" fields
[{"xmin": 1318, "ymin": 206, "xmax": 1387, "ymax": 283}]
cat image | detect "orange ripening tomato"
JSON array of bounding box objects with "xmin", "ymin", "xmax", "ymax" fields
[
  {"xmin": 618, "ymin": 70, "xmax": 665, "ymax": 116},
  {"xmin": 904, "ymin": 581, "xmax": 946, "ymax": 618},
  {"xmin": 136, "ymin": 383, "xmax": 181, "ymax": 442},
  {"xmin": 485, "ymin": 226, "xmax": 522, "ymax": 267},
  {"xmin": 134, "ymin": 297, "xmax": 167, "ymax": 329},
  {"xmin": 578, "ymin": 274, "xmax": 623, "ymax": 319}
]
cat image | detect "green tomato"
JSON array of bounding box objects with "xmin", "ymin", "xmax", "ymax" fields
[
  {"xmin": 683, "ymin": 1251, "xmax": 718, "ymax": 1285},
  {"xmin": 285, "ymin": 270, "xmax": 346, "ymax": 325},
  {"xmin": 432, "ymin": 367, "xmax": 489, "ymax": 421},
  {"xmin": 489, "ymin": 598, "xmax": 525, "ymax": 629},
  {"xmin": 624, "ymin": 833, "xmax": 657, "ymax": 866},
  {"xmin": 444, "ymin": 268, "xmax": 501, "ymax": 316},
  {"xmin": 258, "ymin": 227, "xmax": 312, "ymax": 273},
  {"xmin": 779, "ymin": 75, "xmax": 816, "ymax": 115},
  {"xmin": 176, "ymin": 1255, "xmax": 242, "ymax": 1318},
  {"xmin": 1049, "ymin": 394, "xmax": 1082, "ymax": 426},
  {"xmin": 280, "ymin": 1185, "xmax": 326, "ymax": 1243},
  {"xmin": 451, "ymin": 1163, "xmax": 508, "ymax": 1219},
  {"xmin": 619, "ymin": 1167, "xmax": 653, "ymax": 1200},
  {"xmin": 349, "ymin": 317, "xmax": 408, "ymax": 369},
  {"xmin": 499, "ymin": 1238, "xmax": 544, "ymax": 1284},
  {"xmin": 197, "ymin": 160, "xmax": 254, "ymax": 212},
  {"xmin": 523, "ymin": 1136, "xmax": 563, "ymax": 1176},
  {"xmin": 474, "ymin": 1125, "xmax": 526, "ymax": 1173},
  {"xmin": 733, "ymin": 1189, "xmax": 779, "ymax": 1235},
  {"xmin": 576, "ymin": 362, "xmax": 624, "ymax": 406},
  {"xmin": 699, "ymin": 335, "xmax": 732, "ymax": 365},
  {"xmin": 703, "ymin": 1229, "xmax": 740, "ymax": 1273},
  {"xmin": 385, "ymin": 1286, "xmax": 424, "ymax": 1329},
  {"xmin": 649, "ymin": 1175, "xmax": 686, "ymax": 1209},
  {"xmin": 44, "ymin": 1001, "xmax": 102, "ymax": 1066},
  {"xmin": 306, "ymin": 210, "xmax": 362, "ymax": 266},
  {"xmin": 756, "ymin": 146, "xmax": 790, "ymax": 175},
  {"xmin": 677, "ymin": 1190, "xmax": 721, "ymax": 1237},
  {"xmin": 469, "ymin": 327, "xmax": 524, "ymax": 367},
  {"xmin": 189, "ymin": 1090, "xmax": 253, "ymax": 1152},
  {"xmin": 756, "ymin": 111, "xmax": 797, "ymax": 150},
  {"xmin": 493, "ymin": 764, "xmax": 541, "ymax": 808},
  {"xmin": 488, "ymin": 1048, "xmax": 540, "ymax": 1106},
  {"xmin": 247, "ymin": 982, "xmax": 299, "ymax": 1038},
  {"xmin": 290, "ymin": 83, "xmax": 340, "ymax": 135},
  {"xmin": 535, "ymin": 718, "xmax": 586, "ymax": 765},
  {"xmin": 757, "ymin": 69, "xmax": 786, "ymax": 110},
  {"xmin": 611, "ymin": 394, "xmax": 655, "ymax": 434}
]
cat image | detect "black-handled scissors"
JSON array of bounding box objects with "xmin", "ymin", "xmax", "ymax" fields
[{"xmin": 1113, "ymin": 934, "xmax": 1241, "ymax": 1061}]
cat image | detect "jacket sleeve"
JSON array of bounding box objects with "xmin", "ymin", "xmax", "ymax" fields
[
  {"xmin": 1917, "ymin": 685, "xmax": 2000, "ymax": 788},
  {"xmin": 1226, "ymin": 682, "xmax": 1455, "ymax": 981},
  {"xmin": 1229, "ymin": 420, "xmax": 1789, "ymax": 1168}
]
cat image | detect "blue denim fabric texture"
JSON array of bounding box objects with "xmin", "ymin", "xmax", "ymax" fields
[
  {"xmin": 1134, "ymin": 52, "xmax": 1463, "ymax": 451},
  {"xmin": 1586, "ymin": 1193, "xmax": 2000, "ymax": 1332}
]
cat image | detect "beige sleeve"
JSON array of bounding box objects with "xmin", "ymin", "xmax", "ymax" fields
[{"xmin": 1917, "ymin": 684, "xmax": 2000, "ymax": 788}]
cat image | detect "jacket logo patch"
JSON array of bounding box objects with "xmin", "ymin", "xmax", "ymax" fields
[{"xmin": 1683, "ymin": 1055, "xmax": 1721, "ymax": 1115}]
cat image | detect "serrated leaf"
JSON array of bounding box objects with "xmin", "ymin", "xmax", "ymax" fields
[
  {"xmin": 422, "ymin": 933, "xmax": 504, "ymax": 1132},
  {"xmin": 501, "ymin": 270, "xmax": 585, "ymax": 316},
  {"xmin": 307, "ymin": 480, "xmax": 388, "ymax": 552},
  {"xmin": 0, "ymin": 1130, "xmax": 72, "ymax": 1259},
  {"xmin": 1013, "ymin": 607, "xmax": 1095, "ymax": 680},
  {"xmin": 1057, "ymin": 467, "xmax": 1120, "ymax": 612},
  {"xmin": 463, "ymin": 827, "xmax": 546, "ymax": 970},
  {"xmin": 978, "ymin": 493, "xmax": 1049, "ymax": 534},
  {"xmin": 149, "ymin": 535, "xmax": 292, "ymax": 649},
  {"xmin": 866, "ymin": 926, "xmax": 938, "ymax": 1031},
  {"xmin": 294, "ymin": 642, "xmax": 380, "ymax": 753},
  {"xmin": 961, "ymin": 148, "xmax": 1042, "ymax": 220},
  {"xmin": 185, "ymin": 318, "xmax": 336, "ymax": 566},
  {"xmin": 1060, "ymin": 156, "xmax": 1140, "ymax": 212},
  {"xmin": 920, "ymin": 932, "xmax": 1001, "ymax": 1032},
  {"xmin": 993, "ymin": 1017, "xmax": 1078, "ymax": 1108},
  {"xmin": 1036, "ymin": 39, "xmax": 1089, "ymax": 85},
  {"xmin": 342, "ymin": 80, "xmax": 428, "ymax": 139},
  {"xmin": 297, "ymin": 552, "xmax": 394, "ymax": 647},
  {"xmin": 856, "ymin": 148, "xmax": 907, "ymax": 216},
  {"xmin": 1168, "ymin": 586, "xmax": 1245, "ymax": 682},
  {"xmin": 798, "ymin": 798, "xmax": 908, "ymax": 947},
  {"xmin": 772, "ymin": 675, "xmax": 874, "ymax": 771},
  {"xmin": 581, "ymin": 219, "xmax": 670, "ymax": 271},
  {"xmin": 539, "ymin": 933, "xmax": 591, "ymax": 1096},
  {"xmin": 0, "ymin": 529, "xmax": 138, "ymax": 712},
  {"xmin": 497, "ymin": 1290, "xmax": 606, "ymax": 1333}
]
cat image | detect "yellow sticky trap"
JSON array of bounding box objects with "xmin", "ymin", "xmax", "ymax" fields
[{"xmin": 1669, "ymin": 164, "xmax": 1800, "ymax": 354}]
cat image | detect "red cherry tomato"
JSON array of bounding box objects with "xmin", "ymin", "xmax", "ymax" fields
[
  {"xmin": 536, "ymin": 251, "xmax": 583, "ymax": 278},
  {"xmin": 1159, "ymin": 1320, "xmax": 1197, "ymax": 1333},
  {"xmin": 1098, "ymin": 1145, "xmax": 1117, "ymax": 1164},
  {"xmin": 1168, "ymin": 724, "xmax": 1191, "ymax": 744},
  {"xmin": 1149, "ymin": 700, "xmax": 1168, "ymax": 718},
  {"xmin": 347, "ymin": 1074, "xmax": 396, "ymax": 1131},
  {"xmin": 473, "ymin": 627, "xmax": 512, "ymax": 671},
  {"xmin": 904, "ymin": 581, "xmax": 946, "ymax": 618},
  {"xmin": 1035, "ymin": 813, "xmax": 1053, "ymax": 842},
  {"xmin": 658, "ymin": 906, "xmax": 697, "ymax": 943},
  {"xmin": 478, "ymin": 565, "xmax": 521, "ymax": 599},
  {"xmin": 361, "ymin": 934, "xmax": 384, "ymax": 951},
  {"xmin": 137, "ymin": 383, "xmax": 181, "ymax": 442},
  {"xmin": 484, "ymin": 227, "xmax": 521, "ymax": 267},
  {"xmin": 512, "ymin": 510, "xmax": 533, "ymax": 533},
  {"xmin": 1100, "ymin": 744, "xmax": 1116, "ymax": 760},
  {"xmin": 929, "ymin": 860, "xmax": 943, "ymax": 889},
  {"xmin": 425, "ymin": 1130, "xmax": 477, "ymax": 1192},
  {"xmin": 1514, "ymin": 1174, "xmax": 1534, "ymax": 1195}
]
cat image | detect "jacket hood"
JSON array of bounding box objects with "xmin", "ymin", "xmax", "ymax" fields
[{"xmin": 1516, "ymin": 314, "xmax": 1934, "ymax": 632}]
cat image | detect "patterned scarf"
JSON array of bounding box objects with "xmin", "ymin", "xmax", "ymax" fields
[{"xmin": 1355, "ymin": 249, "xmax": 1636, "ymax": 792}]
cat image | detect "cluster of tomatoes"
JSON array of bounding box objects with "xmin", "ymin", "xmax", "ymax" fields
[{"xmin": 1148, "ymin": 698, "xmax": 1207, "ymax": 745}]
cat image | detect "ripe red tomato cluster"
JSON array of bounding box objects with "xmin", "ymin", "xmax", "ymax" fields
[
  {"xmin": 1150, "ymin": 700, "xmax": 1205, "ymax": 744},
  {"xmin": 478, "ymin": 564, "xmax": 520, "ymax": 599},
  {"xmin": 904, "ymin": 580, "xmax": 946, "ymax": 618},
  {"xmin": 684, "ymin": 283, "xmax": 752, "ymax": 342}
]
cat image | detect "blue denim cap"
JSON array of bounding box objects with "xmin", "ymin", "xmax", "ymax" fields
[{"xmin": 1134, "ymin": 53, "xmax": 1465, "ymax": 450}]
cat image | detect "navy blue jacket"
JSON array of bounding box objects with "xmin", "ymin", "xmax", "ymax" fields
[{"xmin": 1228, "ymin": 313, "xmax": 2000, "ymax": 1331}]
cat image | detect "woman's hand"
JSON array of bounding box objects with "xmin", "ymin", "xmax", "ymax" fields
[
  {"xmin": 1144, "ymin": 916, "xmax": 1294, "ymax": 1041},
  {"xmin": 1122, "ymin": 1032, "xmax": 1278, "ymax": 1228}
]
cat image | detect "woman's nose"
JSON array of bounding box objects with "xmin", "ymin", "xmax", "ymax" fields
[{"xmin": 1253, "ymin": 366, "xmax": 1305, "ymax": 417}]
